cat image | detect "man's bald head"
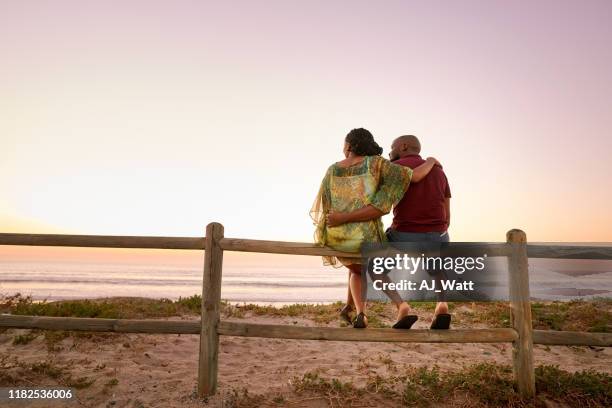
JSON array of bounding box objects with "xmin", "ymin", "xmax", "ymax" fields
[{"xmin": 389, "ymin": 135, "xmax": 421, "ymax": 161}]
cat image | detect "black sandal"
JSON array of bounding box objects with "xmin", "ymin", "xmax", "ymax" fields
[
  {"xmin": 353, "ymin": 312, "xmax": 367, "ymax": 329},
  {"xmin": 339, "ymin": 304, "xmax": 353, "ymax": 324},
  {"xmin": 392, "ymin": 315, "xmax": 418, "ymax": 329},
  {"xmin": 430, "ymin": 313, "xmax": 451, "ymax": 330}
]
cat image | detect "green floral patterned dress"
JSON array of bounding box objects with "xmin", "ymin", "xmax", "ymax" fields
[{"xmin": 310, "ymin": 155, "xmax": 413, "ymax": 267}]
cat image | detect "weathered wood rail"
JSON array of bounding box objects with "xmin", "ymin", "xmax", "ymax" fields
[{"xmin": 1, "ymin": 225, "xmax": 611, "ymax": 398}]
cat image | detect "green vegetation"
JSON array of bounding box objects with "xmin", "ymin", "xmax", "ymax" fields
[
  {"xmin": 292, "ymin": 372, "xmax": 364, "ymax": 407},
  {"xmin": 2, "ymin": 359, "xmax": 96, "ymax": 389},
  {"xmin": 12, "ymin": 331, "xmax": 39, "ymax": 345},
  {"xmin": 1, "ymin": 293, "xmax": 610, "ymax": 407},
  {"xmin": 0, "ymin": 293, "xmax": 203, "ymax": 319},
  {"xmin": 286, "ymin": 363, "xmax": 611, "ymax": 407},
  {"xmin": 104, "ymin": 378, "xmax": 119, "ymax": 387},
  {"xmin": 222, "ymin": 387, "xmax": 266, "ymax": 408},
  {"xmin": 1, "ymin": 293, "xmax": 610, "ymax": 332},
  {"xmin": 30, "ymin": 360, "xmax": 64, "ymax": 379},
  {"xmin": 531, "ymin": 299, "xmax": 611, "ymax": 332},
  {"xmin": 219, "ymin": 364, "xmax": 610, "ymax": 407}
]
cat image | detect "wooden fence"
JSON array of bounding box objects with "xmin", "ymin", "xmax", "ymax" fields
[{"xmin": 1, "ymin": 224, "xmax": 611, "ymax": 399}]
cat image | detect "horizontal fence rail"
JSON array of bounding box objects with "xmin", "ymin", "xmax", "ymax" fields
[
  {"xmin": 0, "ymin": 315, "xmax": 517, "ymax": 342},
  {"xmin": 526, "ymin": 244, "xmax": 612, "ymax": 260},
  {"xmin": 220, "ymin": 238, "xmax": 513, "ymax": 258},
  {"xmin": 1, "ymin": 227, "xmax": 611, "ymax": 399},
  {"xmin": 1, "ymin": 315, "xmax": 610, "ymax": 347},
  {"xmin": 0, "ymin": 314, "xmax": 201, "ymax": 334},
  {"xmin": 2, "ymin": 233, "xmax": 611, "ymax": 259},
  {"xmin": 0, "ymin": 233, "xmax": 206, "ymax": 250},
  {"xmin": 219, "ymin": 237, "xmax": 362, "ymax": 258},
  {"xmin": 532, "ymin": 330, "xmax": 612, "ymax": 347}
]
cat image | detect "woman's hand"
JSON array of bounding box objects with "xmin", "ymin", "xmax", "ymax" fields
[
  {"xmin": 412, "ymin": 157, "xmax": 441, "ymax": 182},
  {"xmin": 426, "ymin": 157, "xmax": 442, "ymax": 168},
  {"xmin": 326, "ymin": 211, "xmax": 349, "ymax": 227}
]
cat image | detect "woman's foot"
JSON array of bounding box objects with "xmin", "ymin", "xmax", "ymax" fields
[
  {"xmin": 353, "ymin": 312, "xmax": 368, "ymax": 329},
  {"xmin": 340, "ymin": 304, "xmax": 353, "ymax": 324}
]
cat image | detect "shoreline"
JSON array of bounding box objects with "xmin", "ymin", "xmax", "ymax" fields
[{"xmin": 4, "ymin": 291, "xmax": 612, "ymax": 308}]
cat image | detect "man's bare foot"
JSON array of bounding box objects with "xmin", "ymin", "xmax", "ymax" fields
[
  {"xmin": 397, "ymin": 302, "xmax": 412, "ymax": 321},
  {"xmin": 393, "ymin": 302, "xmax": 418, "ymax": 329},
  {"xmin": 434, "ymin": 302, "xmax": 449, "ymax": 316}
]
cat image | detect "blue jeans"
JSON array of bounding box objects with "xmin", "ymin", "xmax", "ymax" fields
[{"xmin": 386, "ymin": 229, "xmax": 450, "ymax": 302}]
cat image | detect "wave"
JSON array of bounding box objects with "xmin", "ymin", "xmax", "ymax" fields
[{"xmin": 0, "ymin": 278, "xmax": 346, "ymax": 289}]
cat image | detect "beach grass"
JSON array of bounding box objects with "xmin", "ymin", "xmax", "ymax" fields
[
  {"xmin": 531, "ymin": 299, "xmax": 611, "ymax": 333},
  {"xmin": 1, "ymin": 356, "xmax": 96, "ymax": 390},
  {"xmin": 1, "ymin": 292, "xmax": 609, "ymax": 332},
  {"xmin": 0, "ymin": 293, "xmax": 203, "ymax": 319},
  {"xmin": 1, "ymin": 293, "xmax": 610, "ymax": 407},
  {"xmin": 2, "ymin": 293, "xmax": 609, "ymax": 354},
  {"xmin": 222, "ymin": 363, "xmax": 611, "ymax": 407}
]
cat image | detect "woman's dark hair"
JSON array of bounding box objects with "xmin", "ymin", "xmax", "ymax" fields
[{"xmin": 345, "ymin": 128, "xmax": 383, "ymax": 156}]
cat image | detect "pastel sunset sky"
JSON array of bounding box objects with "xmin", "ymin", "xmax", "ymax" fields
[{"xmin": 2, "ymin": 0, "xmax": 612, "ymax": 255}]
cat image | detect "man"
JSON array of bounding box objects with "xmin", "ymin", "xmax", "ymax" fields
[
  {"xmin": 387, "ymin": 135, "xmax": 452, "ymax": 329},
  {"xmin": 327, "ymin": 135, "xmax": 452, "ymax": 329}
]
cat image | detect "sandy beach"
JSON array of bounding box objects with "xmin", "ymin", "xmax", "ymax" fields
[{"xmin": 1, "ymin": 298, "xmax": 610, "ymax": 407}]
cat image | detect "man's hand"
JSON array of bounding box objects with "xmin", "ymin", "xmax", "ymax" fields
[{"xmin": 326, "ymin": 211, "xmax": 348, "ymax": 227}]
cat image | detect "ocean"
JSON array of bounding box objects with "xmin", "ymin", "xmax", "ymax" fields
[
  {"xmin": 0, "ymin": 248, "xmax": 349, "ymax": 304},
  {"xmin": 0, "ymin": 247, "xmax": 610, "ymax": 304}
]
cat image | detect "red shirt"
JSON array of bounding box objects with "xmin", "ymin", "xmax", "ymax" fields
[{"xmin": 391, "ymin": 154, "xmax": 451, "ymax": 233}]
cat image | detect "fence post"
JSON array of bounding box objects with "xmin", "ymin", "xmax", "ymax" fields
[
  {"xmin": 197, "ymin": 222, "xmax": 224, "ymax": 397},
  {"xmin": 506, "ymin": 229, "xmax": 535, "ymax": 398}
]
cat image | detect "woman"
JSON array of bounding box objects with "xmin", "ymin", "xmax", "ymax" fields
[{"xmin": 310, "ymin": 128, "xmax": 439, "ymax": 328}]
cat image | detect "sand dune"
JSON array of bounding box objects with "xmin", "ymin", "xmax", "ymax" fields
[{"xmin": 1, "ymin": 311, "xmax": 610, "ymax": 407}]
